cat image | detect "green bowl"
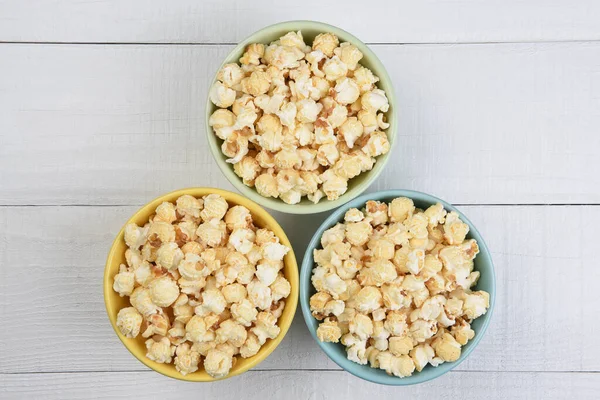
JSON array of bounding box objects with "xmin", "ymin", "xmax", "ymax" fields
[
  {"xmin": 300, "ymin": 189, "xmax": 496, "ymax": 385},
  {"xmin": 205, "ymin": 20, "xmax": 397, "ymax": 214}
]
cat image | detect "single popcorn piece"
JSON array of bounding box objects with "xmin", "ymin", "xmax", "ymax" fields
[
  {"xmin": 210, "ymin": 81, "xmax": 236, "ymax": 108},
  {"xmin": 240, "ymin": 43, "xmax": 264, "ymax": 65},
  {"xmin": 116, "ymin": 307, "xmax": 143, "ymax": 338},
  {"xmin": 176, "ymin": 195, "xmax": 203, "ymax": 220},
  {"xmin": 241, "ymin": 70, "xmax": 271, "ymax": 96},
  {"xmin": 156, "ymin": 242, "xmax": 184, "ymax": 271},
  {"xmin": 231, "ymin": 298, "xmax": 258, "ymax": 327},
  {"xmin": 155, "ymin": 201, "xmax": 177, "ymax": 223},
  {"xmin": 113, "ymin": 194, "xmax": 292, "ymax": 378},
  {"xmin": 339, "ymin": 117, "xmax": 364, "ymax": 148},
  {"xmin": 148, "ymin": 276, "xmax": 180, "ymax": 307},
  {"xmin": 334, "ymin": 42, "xmax": 363, "ymax": 70},
  {"xmin": 240, "ymin": 332, "xmax": 261, "ymax": 358},
  {"xmin": 142, "ymin": 312, "xmax": 170, "ymax": 338},
  {"xmin": 216, "ymin": 319, "xmax": 248, "ymax": 347},
  {"xmin": 354, "ymin": 286, "xmax": 383, "ymax": 314},
  {"xmin": 174, "ymin": 342, "xmax": 201, "ymax": 376},
  {"xmin": 432, "ymin": 332, "xmax": 462, "ymax": 362},
  {"xmin": 124, "ymin": 223, "xmax": 147, "ymax": 250},
  {"xmin": 145, "ymin": 337, "xmax": 175, "ymax": 364},
  {"xmin": 317, "ymin": 318, "xmax": 342, "ymax": 343},
  {"xmin": 130, "ymin": 287, "xmax": 159, "ymax": 317},
  {"xmin": 217, "ymin": 63, "xmax": 244, "ymax": 88},
  {"xmin": 204, "ymin": 349, "xmax": 233, "ymax": 378},
  {"xmin": 251, "ymin": 311, "xmax": 281, "ymax": 344},
  {"xmin": 113, "ymin": 264, "xmax": 135, "ymax": 297},
  {"xmin": 334, "ymin": 78, "xmax": 360, "ymax": 105},
  {"xmin": 323, "ymin": 56, "xmax": 348, "ymax": 81},
  {"xmin": 462, "ymin": 291, "xmax": 490, "ymax": 319},
  {"xmin": 349, "ymin": 313, "xmax": 374, "ymax": 340},
  {"xmin": 389, "ymin": 336, "xmax": 414, "ymax": 356},
  {"xmin": 443, "ymin": 211, "xmax": 470, "ymax": 245}
]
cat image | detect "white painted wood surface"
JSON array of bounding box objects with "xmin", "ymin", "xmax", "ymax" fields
[
  {"xmin": 1, "ymin": 1, "xmax": 599, "ymax": 398},
  {"xmin": 2, "ymin": 371, "xmax": 599, "ymax": 400},
  {"xmin": 1, "ymin": 0, "xmax": 600, "ymax": 44},
  {"xmin": 2, "ymin": 43, "xmax": 600, "ymax": 206}
]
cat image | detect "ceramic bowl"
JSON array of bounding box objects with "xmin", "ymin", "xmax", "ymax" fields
[
  {"xmin": 299, "ymin": 189, "xmax": 495, "ymax": 385},
  {"xmin": 104, "ymin": 187, "xmax": 299, "ymax": 381},
  {"xmin": 206, "ymin": 20, "xmax": 397, "ymax": 214}
]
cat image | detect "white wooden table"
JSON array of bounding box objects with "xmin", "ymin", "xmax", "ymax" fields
[{"xmin": 1, "ymin": 1, "xmax": 599, "ymax": 399}]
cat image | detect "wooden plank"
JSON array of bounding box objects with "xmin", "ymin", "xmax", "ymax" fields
[
  {"xmin": 1, "ymin": 43, "xmax": 599, "ymax": 205},
  {"xmin": 0, "ymin": 205, "xmax": 598, "ymax": 374},
  {"xmin": 0, "ymin": 1, "xmax": 599, "ymax": 44},
  {"xmin": 1, "ymin": 370, "xmax": 599, "ymax": 399}
]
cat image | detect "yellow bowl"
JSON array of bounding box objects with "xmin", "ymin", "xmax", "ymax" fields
[{"xmin": 103, "ymin": 187, "xmax": 299, "ymax": 381}]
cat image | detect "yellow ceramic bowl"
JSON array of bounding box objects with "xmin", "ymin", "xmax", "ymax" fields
[{"xmin": 104, "ymin": 187, "xmax": 299, "ymax": 381}]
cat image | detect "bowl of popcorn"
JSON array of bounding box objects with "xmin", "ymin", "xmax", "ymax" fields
[
  {"xmin": 104, "ymin": 188, "xmax": 299, "ymax": 381},
  {"xmin": 206, "ymin": 21, "xmax": 396, "ymax": 214},
  {"xmin": 299, "ymin": 190, "xmax": 495, "ymax": 385}
]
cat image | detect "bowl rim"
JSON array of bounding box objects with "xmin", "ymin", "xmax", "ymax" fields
[
  {"xmin": 299, "ymin": 189, "xmax": 496, "ymax": 385},
  {"xmin": 205, "ymin": 20, "xmax": 398, "ymax": 215},
  {"xmin": 103, "ymin": 187, "xmax": 299, "ymax": 382}
]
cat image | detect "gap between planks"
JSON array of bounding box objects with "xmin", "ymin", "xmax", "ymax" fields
[
  {"xmin": 1, "ymin": 39, "xmax": 600, "ymax": 46},
  {"xmin": 1, "ymin": 369, "xmax": 599, "ymax": 376},
  {"xmin": 1, "ymin": 204, "xmax": 599, "ymax": 208}
]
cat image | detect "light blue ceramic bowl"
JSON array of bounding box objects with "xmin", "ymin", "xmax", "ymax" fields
[{"xmin": 300, "ymin": 189, "xmax": 496, "ymax": 385}]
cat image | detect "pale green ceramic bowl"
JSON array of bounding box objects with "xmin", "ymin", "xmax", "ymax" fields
[
  {"xmin": 206, "ymin": 21, "xmax": 397, "ymax": 214},
  {"xmin": 300, "ymin": 190, "xmax": 496, "ymax": 385}
]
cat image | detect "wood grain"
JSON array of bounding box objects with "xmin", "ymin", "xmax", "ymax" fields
[
  {"xmin": 0, "ymin": 205, "xmax": 598, "ymax": 374},
  {"xmin": 1, "ymin": 43, "xmax": 599, "ymax": 205},
  {"xmin": 2, "ymin": 370, "xmax": 599, "ymax": 399},
  {"xmin": 1, "ymin": 0, "xmax": 599, "ymax": 44}
]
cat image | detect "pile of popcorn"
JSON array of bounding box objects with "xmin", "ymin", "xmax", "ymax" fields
[
  {"xmin": 309, "ymin": 197, "xmax": 490, "ymax": 378},
  {"xmin": 112, "ymin": 194, "xmax": 291, "ymax": 378},
  {"xmin": 208, "ymin": 31, "xmax": 391, "ymax": 205}
]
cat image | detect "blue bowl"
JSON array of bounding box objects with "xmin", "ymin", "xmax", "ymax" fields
[{"xmin": 300, "ymin": 189, "xmax": 496, "ymax": 385}]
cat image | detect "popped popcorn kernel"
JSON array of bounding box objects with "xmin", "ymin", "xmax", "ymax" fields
[{"xmin": 116, "ymin": 307, "xmax": 143, "ymax": 338}]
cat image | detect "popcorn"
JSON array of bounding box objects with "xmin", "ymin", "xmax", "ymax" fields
[
  {"xmin": 145, "ymin": 337, "xmax": 175, "ymax": 364},
  {"xmin": 204, "ymin": 349, "xmax": 233, "ymax": 379},
  {"xmin": 216, "ymin": 319, "xmax": 248, "ymax": 347},
  {"xmin": 251, "ymin": 311, "xmax": 281, "ymax": 344},
  {"xmin": 116, "ymin": 307, "xmax": 143, "ymax": 338},
  {"xmin": 112, "ymin": 194, "xmax": 291, "ymax": 378},
  {"xmin": 124, "ymin": 223, "xmax": 148, "ymax": 249},
  {"xmin": 174, "ymin": 342, "xmax": 201, "ymax": 376},
  {"xmin": 354, "ymin": 286, "xmax": 383, "ymax": 314},
  {"xmin": 210, "ymin": 81, "xmax": 236, "ymax": 108},
  {"xmin": 240, "ymin": 43, "xmax": 264, "ymax": 65},
  {"xmin": 113, "ymin": 264, "xmax": 135, "ymax": 297},
  {"xmin": 310, "ymin": 197, "xmax": 490, "ymax": 378},
  {"xmin": 389, "ymin": 336, "xmax": 414, "ymax": 356},
  {"xmin": 317, "ymin": 318, "xmax": 342, "ymax": 343},
  {"xmin": 432, "ymin": 333, "xmax": 462, "ymax": 362},
  {"xmin": 334, "ymin": 42, "xmax": 363, "ymax": 71},
  {"xmin": 240, "ymin": 332, "xmax": 261, "ymax": 358},
  {"xmin": 209, "ymin": 31, "xmax": 391, "ymax": 205},
  {"xmin": 353, "ymin": 66, "xmax": 379, "ymax": 93},
  {"xmin": 176, "ymin": 195, "xmax": 203, "ymax": 220},
  {"xmin": 231, "ymin": 298, "xmax": 258, "ymax": 327},
  {"xmin": 334, "ymin": 78, "xmax": 360, "ymax": 105},
  {"xmin": 312, "ymin": 33, "xmax": 339, "ymax": 57}
]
